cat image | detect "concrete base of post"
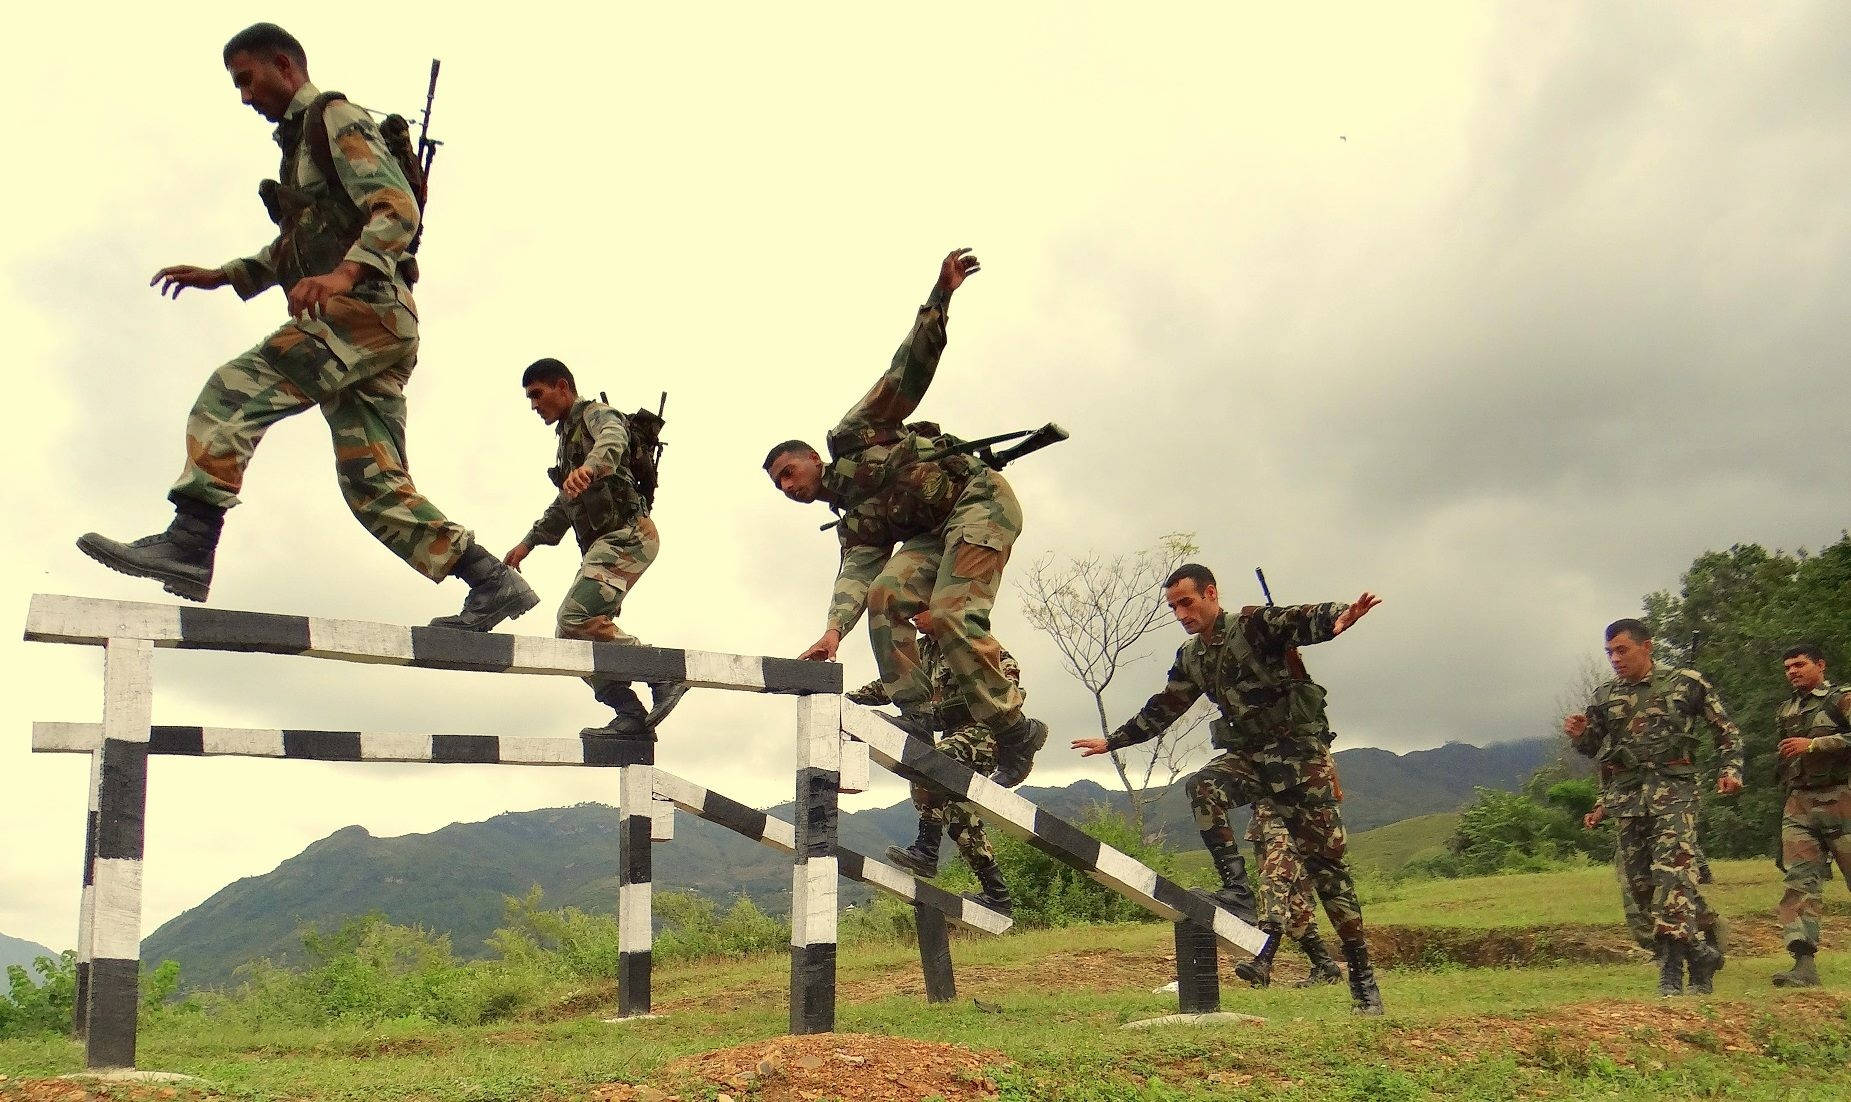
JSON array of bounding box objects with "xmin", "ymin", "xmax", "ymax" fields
[{"xmin": 1123, "ymin": 1011, "xmax": 1267, "ymax": 1030}]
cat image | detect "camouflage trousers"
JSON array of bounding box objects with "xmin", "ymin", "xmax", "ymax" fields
[
  {"xmin": 556, "ymin": 517, "xmax": 659, "ymax": 696},
  {"xmin": 1249, "ymin": 812, "xmax": 1319, "ymax": 940},
  {"xmin": 168, "ymin": 290, "xmax": 469, "ymax": 581},
  {"xmin": 1614, "ymin": 804, "xmax": 1709, "ymax": 943},
  {"xmin": 865, "ymin": 471, "xmax": 1024, "ymax": 731},
  {"xmin": 910, "ymin": 723, "xmax": 997, "ymax": 864},
  {"xmin": 1778, "ymin": 783, "xmax": 1851, "ymax": 951},
  {"xmin": 1189, "ymin": 751, "xmax": 1365, "ymax": 942}
]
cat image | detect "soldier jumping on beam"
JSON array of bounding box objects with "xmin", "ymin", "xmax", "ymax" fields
[
  {"xmin": 765, "ymin": 247, "xmax": 1050, "ymax": 795},
  {"xmin": 77, "ymin": 23, "xmax": 536, "ymax": 633},
  {"xmin": 503, "ymin": 359, "xmax": 687, "ymax": 738},
  {"xmin": 1073, "ymin": 564, "xmax": 1387, "ymax": 1014}
]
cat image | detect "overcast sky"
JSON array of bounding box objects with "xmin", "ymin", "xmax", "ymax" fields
[{"xmin": 3, "ymin": 2, "xmax": 1847, "ymax": 954}]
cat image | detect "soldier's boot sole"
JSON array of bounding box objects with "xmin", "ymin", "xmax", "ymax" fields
[
  {"xmin": 1233, "ymin": 958, "xmax": 1273, "ymax": 988},
  {"xmin": 884, "ymin": 844, "xmax": 939, "ymax": 878},
  {"xmin": 579, "ymin": 719, "xmax": 653, "ymax": 740},
  {"xmin": 963, "ymin": 890, "xmax": 1013, "ymax": 918},
  {"xmin": 990, "ymin": 719, "xmax": 1049, "ymax": 788},
  {"xmin": 76, "ymin": 533, "xmax": 211, "ymax": 602}
]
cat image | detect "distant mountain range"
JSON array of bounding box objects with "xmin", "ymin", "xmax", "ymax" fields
[
  {"xmin": 144, "ymin": 737, "xmax": 1555, "ymax": 990},
  {"xmin": 1, "ymin": 933, "xmax": 60, "ymax": 978}
]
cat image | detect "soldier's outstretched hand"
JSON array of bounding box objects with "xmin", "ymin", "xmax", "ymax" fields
[
  {"xmin": 150, "ymin": 265, "xmax": 229, "ymax": 298},
  {"xmin": 935, "ymin": 248, "xmax": 981, "ymax": 298},
  {"xmin": 1562, "ymin": 712, "xmax": 1590, "ymax": 739},
  {"xmin": 1331, "ymin": 591, "xmax": 1382, "ymax": 636},
  {"xmin": 799, "ymin": 627, "xmax": 842, "ymax": 662},
  {"xmin": 504, "ymin": 543, "xmax": 532, "ymax": 571},
  {"xmin": 561, "ymin": 466, "xmax": 595, "ymax": 499},
  {"xmin": 1072, "ymin": 737, "xmax": 1111, "ymax": 757}
]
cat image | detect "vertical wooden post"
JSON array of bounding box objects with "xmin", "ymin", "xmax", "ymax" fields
[
  {"xmin": 86, "ymin": 639, "xmax": 153, "ymax": 1069},
  {"xmin": 73, "ymin": 749, "xmax": 102, "ymax": 1037},
  {"xmin": 616, "ymin": 750, "xmax": 655, "ymax": 1017},
  {"xmin": 915, "ymin": 902, "xmax": 957, "ymax": 1004},
  {"xmin": 789, "ymin": 693, "xmax": 840, "ymax": 1034},
  {"xmin": 1174, "ymin": 918, "xmax": 1221, "ymax": 1015}
]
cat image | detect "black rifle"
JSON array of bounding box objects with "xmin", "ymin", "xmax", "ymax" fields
[
  {"xmin": 1255, "ymin": 567, "xmax": 1311, "ymax": 681},
  {"xmin": 817, "ymin": 423, "xmax": 1069, "ymax": 531},
  {"xmin": 407, "ymin": 60, "xmax": 441, "ymax": 263}
]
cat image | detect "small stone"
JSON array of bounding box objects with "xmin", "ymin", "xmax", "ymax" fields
[
  {"xmin": 717, "ymin": 1095, "xmax": 734, "ymax": 1102},
  {"xmin": 757, "ymin": 1057, "xmax": 778, "ymax": 1078},
  {"xmin": 796, "ymin": 1054, "xmax": 824, "ymax": 1071}
]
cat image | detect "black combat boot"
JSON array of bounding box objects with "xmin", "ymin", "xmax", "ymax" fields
[
  {"xmin": 989, "ymin": 714, "xmax": 1049, "ymax": 788},
  {"xmin": 1342, "ymin": 939, "xmax": 1385, "ymax": 1015},
  {"xmin": 1294, "ymin": 931, "xmax": 1345, "ymax": 987},
  {"xmin": 643, "ymin": 680, "xmax": 691, "ymax": 728},
  {"xmin": 1687, "ymin": 936, "xmax": 1725, "ymax": 996},
  {"xmin": 1655, "ymin": 935, "xmax": 1686, "ymax": 997},
  {"xmin": 581, "ymin": 682, "xmax": 650, "ymax": 739},
  {"xmin": 428, "ymin": 544, "xmax": 540, "ymax": 632},
  {"xmin": 1197, "ymin": 831, "xmax": 1258, "ymax": 923},
  {"xmin": 77, "ymin": 498, "xmax": 226, "ymax": 602},
  {"xmin": 965, "ymin": 854, "xmax": 1013, "ymax": 917},
  {"xmin": 1235, "ymin": 923, "xmax": 1282, "ymax": 987},
  {"xmin": 1771, "ymin": 942, "xmax": 1821, "ymax": 988},
  {"xmin": 885, "ymin": 819, "xmax": 943, "ymax": 878}
]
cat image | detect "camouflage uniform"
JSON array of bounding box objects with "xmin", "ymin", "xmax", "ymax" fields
[
  {"xmin": 1774, "ymin": 683, "xmax": 1851, "ymax": 952},
  {"xmin": 1246, "ymin": 802, "xmax": 1319, "ymax": 941},
  {"xmin": 1572, "ymin": 665, "xmax": 1743, "ymax": 944},
  {"xmin": 852, "ymin": 637, "xmax": 1023, "ymax": 865},
  {"xmin": 1107, "ymin": 603, "xmax": 1367, "ymax": 943},
  {"xmin": 820, "ymin": 292, "xmax": 1026, "ymax": 734},
  {"xmin": 172, "ymin": 82, "xmax": 470, "ymax": 581},
  {"xmin": 522, "ymin": 399, "xmax": 657, "ymax": 697}
]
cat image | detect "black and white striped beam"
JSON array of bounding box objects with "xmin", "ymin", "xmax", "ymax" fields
[
  {"xmin": 649, "ymin": 771, "xmax": 1011, "ymax": 935},
  {"xmin": 617, "ymin": 761, "xmax": 653, "ymax": 1017},
  {"xmin": 86, "ymin": 639, "xmax": 154, "ymax": 1071},
  {"xmin": 25, "ymin": 595, "xmax": 841, "ymax": 696},
  {"xmin": 790, "ymin": 694, "xmax": 839, "ymax": 1035},
  {"xmin": 33, "ymin": 723, "xmax": 655, "ymax": 768},
  {"xmin": 841, "ymin": 702, "xmax": 1270, "ymax": 956}
]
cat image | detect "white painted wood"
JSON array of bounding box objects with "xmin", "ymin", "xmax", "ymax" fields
[
  {"xmin": 796, "ymin": 694, "xmax": 841, "ymax": 771},
  {"xmin": 650, "ymin": 799, "xmax": 675, "ymax": 842},
  {"xmin": 509, "ymin": 635, "xmax": 596, "ymax": 676},
  {"xmin": 789, "ymin": 856, "xmax": 838, "ymax": 947},
  {"xmin": 25, "ymin": 595, "xmax": 180, "ymax": 647},
  {"xmin": 305, "ymin": 618, "xmax": 413, "ymax": 664},
  {"xmin": 32, "ymin": 722, "xmax": 101, "ymax": 753},
  {"xmin": 618, "ymin": 883, "xmax": 652, "ymax": 951},
  {"xmin": 201, "ymin": 728, "xmax": 286, "ymax": 757},
  {"xmin": 837, "ymin": 736, "xmax": 869, "ymax": 794},
  {"xmin": 683, "ymin": 651, "xmax": 766, "ymax": 690},
  {"xmin": 101, "ymin": 640, "xmax": 153, "ymax": 745},
  {"xmin": 88, "ymin": 859, "xmax": 144, "ymax": 961},
  {"xmin": 497, "ymin": 737, "xmax": 592, "ymax": 765},
  {"xmin": 360, "ymin": 732, "xmax": 433, "ymax": 762}
]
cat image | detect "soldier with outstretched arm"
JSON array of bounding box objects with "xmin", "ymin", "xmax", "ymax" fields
[
  {"xmin": 1563, "ymin": 617, "xmax": 1741, "ymax": 997},
  {"xmin": 1073, "ymin": 564, "xmax": 1387, "ymax": 1014},
  {"xmin": 76, "ymin": 23, "xmax": 535, "ymax": 632},
  {"xmin": 764, "ymin": 248, "xmax": 1050, "ymax": 916}
]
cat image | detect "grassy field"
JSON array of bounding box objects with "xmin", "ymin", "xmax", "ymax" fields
[{"xmin": 3, "ymin": 860, "xmax": 1848, "ymax": 1101}]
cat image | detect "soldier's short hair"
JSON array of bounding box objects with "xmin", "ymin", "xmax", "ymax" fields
[
  {"xmin": 222, "ymin": 23, "xmax": 307, "ymax": 70},
  {"xmin": 1604, "ymin": 618, "xmax": 1652, "ymax": 644},
  {"xmin": 1164, "ymin": 563, "xmax": 1217, "ymax": 593},
  {"xmin": 1784, "ymin": 643, "xmax": 1826, "ymax": 664},
  {"xmin": 521, "ymin": 358, "xmax": 576, "ymax": 391},
  {"xmin": 762, "ymin": 440, "xmax": 817, "ymax": 473}
]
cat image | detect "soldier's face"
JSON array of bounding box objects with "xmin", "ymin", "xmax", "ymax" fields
[
  {"xmin": 1785, "ymin": 655, "xmax": 1826, "ymax": 691},
  {"xmin": 1604, "ymin": 631, "xmax": 1653, "ymax": 680},
  {"xmin": 225, "ymin": 51, "xmax": 299, "ymax": 123},
  {"xmin": 770, "ymin": 450, "xmax": 823, "ymax": 503},
  {"xmin": 1165, "ymin": 579, "xmax": 1221, "ymax": 636},
  {"xmin": 525, "ymin": 380, "xmax": 575, "ymax": 425}
]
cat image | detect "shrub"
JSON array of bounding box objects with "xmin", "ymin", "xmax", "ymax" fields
[{"xmin": 0, "ymin": 951, "xmax": 77, "ymax": 1039}]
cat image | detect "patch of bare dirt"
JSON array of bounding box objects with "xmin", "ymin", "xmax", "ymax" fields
[
  {"xmin": 584, "ymin": 1032, "xmax": 1005, "ymax": 1102},
  {"xmin": 0, "ymin": 1082, "xmax": 223, "ymax": 1101},
  {"xmin": 1367, "ymin": 918, "xmax": 1790, "ymax": 970}
]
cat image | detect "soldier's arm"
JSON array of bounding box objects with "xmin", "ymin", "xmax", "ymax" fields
[
  {"xmin": 1694, "ymin": 673, "xmax": 1745, "ymax": 785},
  {"xmin": 578, "ymin": 404, "xmax": 632, "ymax": 481},
  {"xmin": 523, "ymin": 497, "xmax": 573, "ymax": 548},
  {"xmin": 322, "ymin": 100, "xmax": 421, "ymax": 283},
  {"xmin": 1253, "ymin": 602, "xmax": 1350, "ymax": 649},
  {"xmin": 829, "ymin": 300, "xmax": 950, "ymax": 444},
  {"xmin": 1105, "ymin": 650, "xmax": 1203, "ymax": 751},
  {"xmin": 219, "ymin": 242, "xmax": 282, "ymax": 301},
  {"xmin": 1566, "ymin": 696, "xmax": 1603, "ymax": 757},
  {"xmin": 826, "ymin": 542, "xmax": 891, "ymax": 636},
  {"xmin": 1804, "ymin": 690, "xmax": 1851, "ymax": 753}
]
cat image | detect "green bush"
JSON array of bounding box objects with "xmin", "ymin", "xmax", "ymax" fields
[
  {"xmin": 0, "ymin": 951, "xmax": 77, "ymax": 1038},
  {"xmin": 490, "ymin": 886, "xmax": 788, "ymax": 974},
  {"xmin": 1402, "ymin": 787, "xmax": 1610, "ymax": 880}
]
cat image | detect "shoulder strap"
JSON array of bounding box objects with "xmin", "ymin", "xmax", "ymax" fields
[
  {"xmin": 303, "ymin": 91, "xmax": 348, "ymax": 190},
  {"xmin": 1823, "ymin": 686, "xmax": 1851, "ymax": 733}
]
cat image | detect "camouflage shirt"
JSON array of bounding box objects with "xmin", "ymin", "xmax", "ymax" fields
[
  {"xmin": 523, "ymin": 399, "xmax": 642, "ymax": 552},
  {"xmin": 1107, "ymin": 603, "xmax": 1346, "ymax": 792},
  {"xmin": 849, "ymin": 635, "xmax": 1022, "ymax": 718},
  {"xmin": 221, "ymin": 82, "xmax": 420, "ymax": 302},
  {"xmin": 1775, "ymin": 683, "xmax": 1851, "ymax": 791},
  {"xmin": 1573, "ymin": 664, "xmax": 1743, "ymax": 816}
]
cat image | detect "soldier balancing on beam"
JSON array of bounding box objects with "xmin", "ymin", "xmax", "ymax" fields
[
  {"xmin": 77, "ymin": 23, "xmax": 536, "ymax": 633},
  {"xmin": 1073, "ymin": 563, "xmax": 1387, "ymax": 1015}
]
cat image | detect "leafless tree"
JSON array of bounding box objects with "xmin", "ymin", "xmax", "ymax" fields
[{"xmin": 1016, "ymin": 532, "xmax": 1214, "ymax": 834}]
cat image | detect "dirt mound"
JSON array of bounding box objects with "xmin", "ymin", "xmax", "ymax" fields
[
  {"xmin": 611, "ymin": 1031, "xmax": 1006, "ymax": 1102},
  {"xmin": 1368, "ymin": 924, "xmax": 1645, "ymax": 968},
  {"xmin": 0, "ymin": 1082, "xmax": 221, "ymax": 1101}
]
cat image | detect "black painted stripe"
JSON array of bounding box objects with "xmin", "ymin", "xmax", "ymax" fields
[
  {"xmin": 150, "ymin": 726, "xmax": 206, "ymax": 755},
  {"xmin": 788, "ymin": 943, "xmax": 837, "ymax": 1035},
  {"xmin": 83, "ymin": 809, "xmax": 98, "ymax": 886},
  {"xmin": 281, "ymin": 730, "xmax": 363, "ymax": 761},
  {"xmin": 1151, "ymin": 876, "xmax": 1202, "ymax": 921},
  {"xmin": 617, "ymin": 950, "xmax": 652, "ymax": 1016},
  {"xmin": 760, "ymin": 656, "xmax": 842, "ymax": 695},
  {"xmin": 620, "ymin": 814, "xmax": 652, "ymax": 885},
  {"xmin": 913, "ymin": 879, "xmax": 971, "ymax": 918},
  {"xmin": 431, "ymin": 734, "xmax": 501, "ymax": 764},
  {"xmin": 85, "ymin": 956, "xmax": 141, "ymax": 1070},
  {"xmin": 581, "ymin": 738, "xmax": 654, "ymax": 767},
  {"xmin": 178, "ymin": 607, "xmax": 311, "ymax": 655},
  {"xmin": 593, "ymin": 643, "xmax": 686, "ymax": 685},
  {"xmin": 94, "ymin": 741, "xmax": 148, "ymax": 861},
  {"xmin": 701, "ymin": 789, "xmax": 770, "ymax": 842},
  {"xmin": 408, "ymin": 627, "xmax": 516, "ymax": 672},
  {"xmin": 837, "ymin": 851, "xmax": 865, "ymax": 882},
  {"xmin": 793, "ymin": 767, "xmax": 839, "ymax": 857},
  {"xmin": 1033, "ymin": 809, "xmax": 1103, "ymax": 871},
  {"xmin": 72, "ymin": 961, "xmax": 91, "ymax": 1037}
]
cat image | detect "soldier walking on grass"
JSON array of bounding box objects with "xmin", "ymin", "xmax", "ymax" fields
[
  {"xmin": 503, "ymin": 359, "xmax": 686, "ymax": 738},
  {"xmin": 1564, "ymin": 618, "xmax": 1742, "ymax": 998},
  {"xmin": 1769, "ymin": 644, "xmax": 1851, "ymax": 988},
  {"xmin": 765, "ymin": 248, "xmax": 1050, "ymax": 792},
  {"xmin": 1237, "ymin": 798, "xmax": 1345, "ymax": 988},
  {"xmin": 1072, "ymin": 564, "xmax": 1387, "ymax": 1014},
  {"xmin": 849, "ymin": 614, "xmax": 1024, "ymax": 914},
  {"xmin": 76, "ymin": 23, "xmax": 535, "ymax": 633}
]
